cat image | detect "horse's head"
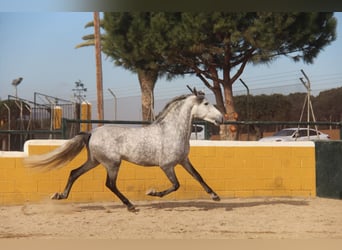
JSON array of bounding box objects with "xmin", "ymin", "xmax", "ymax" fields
[{"xmin": 189, "ymin": 88, "xmax": 223, "ymax": 126}]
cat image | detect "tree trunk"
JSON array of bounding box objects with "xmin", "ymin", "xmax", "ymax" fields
[
  {"xmin": 211, "ymin": 81, "xmax": 226, "ymax": 115},
  {"xmin": 204, "ymin": 76, "xmax": 238, "ymax": 140},
  {"xmin": 93, "ymin": 12, "xmax": 104, "ymax": 123},
  {"xmin": 200, "ymin": 76, "xmax": 239, "ymax": 140},
  {"xmin": 220, "ymin": 82, "xmax": 238, "ymax": 140},
  {"xmin": 137, "ymin": 69, "xmax": 158, "ymax": 121}
]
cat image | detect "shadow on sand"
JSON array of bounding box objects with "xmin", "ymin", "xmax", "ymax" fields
[{"xmin": 77, "ymin": 198, "xmax": 310, "ymax": 212}]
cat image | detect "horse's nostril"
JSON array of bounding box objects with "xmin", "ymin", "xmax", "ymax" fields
[{"xmin": 214, "ymin": 117, "xmax": 223, "ymax": 125}]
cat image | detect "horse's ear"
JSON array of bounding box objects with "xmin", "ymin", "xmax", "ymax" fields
[
  {"xmin": 186, "ymin": 85, "xmax": 199, "ymax": 96},
  {"xmin": 193, "ymin": 87, "xmax": 198, "ymax": 96}
]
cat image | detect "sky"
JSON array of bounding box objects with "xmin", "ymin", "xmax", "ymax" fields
[{"xmin": 1, "ymin": 12, "xmax": 342, "ymax": 120}]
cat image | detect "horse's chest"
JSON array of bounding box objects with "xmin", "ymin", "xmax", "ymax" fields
[{"xmin": 161, "ymin": 140, "xmax": 189, "ymax": 160}]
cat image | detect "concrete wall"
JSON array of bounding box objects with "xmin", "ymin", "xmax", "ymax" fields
[{"xmin": 0, "ymin": 140, "xmax": 316, "ymax": 205}]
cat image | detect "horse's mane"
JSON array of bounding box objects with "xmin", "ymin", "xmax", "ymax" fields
[{"xmin": 153, "ymin": 94, "xmax": 192, "ymax": 123}]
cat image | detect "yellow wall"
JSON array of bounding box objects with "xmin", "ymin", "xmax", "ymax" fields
[{"xmin": 0, "ymin": 140, "xmax": 316, "ymax": 205}]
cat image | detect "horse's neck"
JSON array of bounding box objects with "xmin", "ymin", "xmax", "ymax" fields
[{"xmin": 161, "ymin": 101, "xmax": 194, "ymax": 139}]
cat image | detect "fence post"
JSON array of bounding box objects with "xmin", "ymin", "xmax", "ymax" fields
[
  {"xmin": 80, "ymin": 101, "xmax": 92, "ymax": 132},
  {"xmin": 53, "ymin": 106, "xmax": 62, "ymax": 130},
  {"xmin": 62, "ymin": 118, "xmax": 67, "ymax": 139},
  {"xmin": 205, "ymin": 121, "xmax": 211, "ymax": 140}
]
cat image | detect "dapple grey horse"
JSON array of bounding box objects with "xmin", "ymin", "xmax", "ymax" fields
[{"xmin": 25, "ymin": 89, "xmax": 223, "ymax": 212}]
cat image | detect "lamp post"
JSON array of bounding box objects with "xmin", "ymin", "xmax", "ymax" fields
[
  {"xmin": 3, "ymin": 103, "xmax": 10, "ymax": 150},
  {"xmin": 12, "ymin": 77, "xmax": 24, "ymax": 147},
  {"xmin": 239, "ymin": 78, "xmax": 250, "ymax": 140},
  {"xmin": 299, "ymin": 69, "xmax": 318, "ymax": 139},
  {"xmin": 12, "ymin": 77, "xmax": 23, "ymax": 99}
]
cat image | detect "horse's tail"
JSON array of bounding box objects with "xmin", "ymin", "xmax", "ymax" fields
[{"xmin": 24, "ymin": 132, "xmax": 91, "ymax": 171}]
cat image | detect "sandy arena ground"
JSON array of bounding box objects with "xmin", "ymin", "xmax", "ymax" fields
[{"xmin": 0, "ymin": 197, "xmax": 341, "ymax": 239}]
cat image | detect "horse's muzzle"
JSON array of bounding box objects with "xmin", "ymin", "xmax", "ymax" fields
[{"xmin": 214, "ymin": 115, "xmax": 224, "ymax": 126}]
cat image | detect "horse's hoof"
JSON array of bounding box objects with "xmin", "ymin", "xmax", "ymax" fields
[
  {"xmin": 51, "ymin": 193, "xmax": 62, "ymax": 200},
  {"xmin": 127, "ymin": 205, "xmax": 139, "ymax": 213},
  {"xmin": 213, "ymin": 196, "xmax": 221, "ymax": 201},
  {"xmin": 146, "ymin": 188, "xmax": 156, "ymax": 196},
  {"xmin": 211, "ymin": 194, "xmax": 220, "ymax": 201}
]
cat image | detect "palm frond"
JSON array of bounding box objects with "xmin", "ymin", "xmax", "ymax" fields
[{"xmin": 75, "ymin": 40, "xmax": 95, "ymax": 49}]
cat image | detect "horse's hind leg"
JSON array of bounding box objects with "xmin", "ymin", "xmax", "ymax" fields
[
  {"xmin": 146, "ymin": 165, "xmax": 180, "ymax": 198},
  {"xmin": 51, "ymin": 159, "xmax": 99, "ymax": 200},
  {"xmin": 104, "ymin": 162, "xmax": 136, "ymax": 212},
  {"xmin": 180, "ymin": 158, "xmax": 220, "ymax": 201}
]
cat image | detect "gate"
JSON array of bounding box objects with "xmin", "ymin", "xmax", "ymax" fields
[{"xmin": 0, "ymin": 94, "xmax": 78, "ymax": 151}]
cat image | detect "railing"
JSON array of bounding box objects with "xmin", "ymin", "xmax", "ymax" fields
[
  {"xmin": 1, "ymin": 119, "xmax": 342, "ymax": 151},
  {"xmin": 60, "ymin": 118, "xmax": 342, "ymax": 140},
  {"xmin": 60, "ymin": 118, "xmax": 151, "ymax": 138}
]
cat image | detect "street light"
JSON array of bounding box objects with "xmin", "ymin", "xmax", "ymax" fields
[
  {"xmin": 12, "ymin": 77, "xmax": 23, "ymax": 99},
  {"xmin": 239, "ymin": 78, "xmax": 250, "ymax": 140}
]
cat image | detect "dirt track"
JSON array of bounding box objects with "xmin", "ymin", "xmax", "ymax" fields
[{"xmin": 0, "ymin": 197, "xmax": 341, "ymax": 239}]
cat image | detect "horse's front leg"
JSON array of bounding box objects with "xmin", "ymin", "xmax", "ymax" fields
[
  {"xmin": 104, "ymin": 162, "xmax": 137, "ymax": 212},
  {"xmin": 146, "ymin": 165, "xmax": 180, "ymax": 198},
  {"xmin": 180, "ymin": 158, "xmax": 220, "ymax": 201}
]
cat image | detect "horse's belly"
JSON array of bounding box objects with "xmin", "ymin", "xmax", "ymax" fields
[
  {"xmin": 122, "ymin": 147, "xmax": 187, "ymax": 167},
  {"xmin": 121, "ymin": 145, "xmax": 161, "ymax": 166}
]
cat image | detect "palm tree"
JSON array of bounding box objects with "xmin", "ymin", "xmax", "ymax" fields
[{"xmin": 75, "ymin": 13, "xmax": 104, "ymax": 122}]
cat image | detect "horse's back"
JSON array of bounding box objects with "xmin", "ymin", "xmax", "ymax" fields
[{"xmin": 89, "ymin": 125, "xmax": 163, "ymax": 166}]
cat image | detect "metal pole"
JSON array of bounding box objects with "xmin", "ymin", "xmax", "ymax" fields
[
  {"xmin": 300, "ymin": 70, "xmax": 310, "ymax": 138},
  {"xmin": 239, "ymin": 78, "xmax": 250, "ymax": 140},
  {"xmin": 300, "ymin": 69, "xmax": 318, "ymax": 138},
  {"xmin": 108, "ymin": 88, "xmax": 117, "ymax": 120},
  {"xmin": 62, "ymin": 118, "xmax": 67, "ymax": 139},
  {"xmin": 4, "ymin": 104, "xmax": 11, "ymax": 150},
  {"xmin": 24, "ymin": 104, "xmax": 32, "ymax": 141},
  {"xmin": 14, "ymin": 100, "xmax": 24, "ymax": 147},
  {"xmin": 44, "ymin": 96, "xmax": 55, "ymax": 139}
]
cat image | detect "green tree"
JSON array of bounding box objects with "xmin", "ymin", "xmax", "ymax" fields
[
  {"xmin": 76, "ymin": 13, "xmax": 104, "ymax": 121},
  {"xmin": 78, "ymin": 12, "xmax": 336, "ymax": 132},
  {"xmin": 313, "ymin": 87, "xmax": 342, "ymax": 122},
  {"xmin": 76, "ymin": 13, "xmax": 164, "ymax": 121},
  {"xmin": 235, "ymin": 94, "xmax": 292, "ymax": 121},
  {"xmin": 287, "ymin": 92, "xmax": 307, "ymax": 121},
  {"xmin": 158, "ymin": 12, "xmax": 336, "ymax": 139},
  {"xmin": 101, "ymin": 12, "xmax": 182, "ymax": 121}
]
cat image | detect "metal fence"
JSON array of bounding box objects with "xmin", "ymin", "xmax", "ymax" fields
[
  {"xmin": 60, "ymin": 119, "xmax": 342, "ymax": 141},
  {"xmin": 1, "ymin": 118, "xmax": 342, "ymax": 151},
  {"xmin": 0, "ymin": 95, "xmax": 79, "ymax": 151}
]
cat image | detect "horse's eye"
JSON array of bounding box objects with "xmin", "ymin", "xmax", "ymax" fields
[{"xmin": 204, "ymin": 102, "xmax": 209, "ymax": 106}]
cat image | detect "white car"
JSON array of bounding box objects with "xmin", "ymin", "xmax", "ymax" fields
[
  {"xmin": 190, "ymin": 124, "xmax": 205, "ymax": 140},
  {"xmin": 259, "ymin": 128, "xmax": 330, "ymax": 142}
]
